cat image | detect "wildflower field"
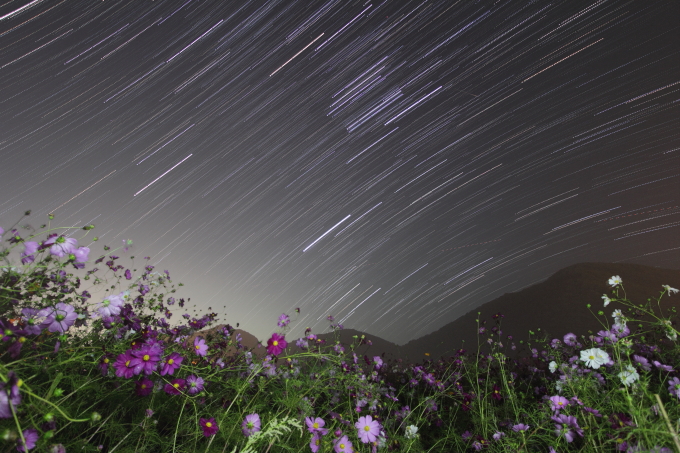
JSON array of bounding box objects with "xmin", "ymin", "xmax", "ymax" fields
[{"xmin": 1, "ymin": 211, "xmax": 679, "ymax": 452}]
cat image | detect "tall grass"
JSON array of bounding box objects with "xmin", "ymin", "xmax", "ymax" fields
[{"xmin": 0, "ymin": 211, "xmax": 678, "ymax": 452}]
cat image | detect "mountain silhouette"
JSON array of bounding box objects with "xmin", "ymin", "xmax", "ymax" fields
[{"xmin": 191, "ymin": 262, "xmax": 679, "ymax": 367}]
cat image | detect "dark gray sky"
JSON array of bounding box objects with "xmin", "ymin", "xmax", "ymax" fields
[{"xmin": 0, "ymin": 0, "xmax": 678, "ymax": 345}]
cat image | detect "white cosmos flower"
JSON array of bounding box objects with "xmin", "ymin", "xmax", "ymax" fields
[
  {"xmin": 663, "ymin": 285, "xmax": 679, "ymax": 295},
  {"xmin": 404, "ymin": 425, "xmax": 418, "ymax": 439},
  {"xmin": 618, "ymin": 364, "xmax": 639, "ymax": 387},
  {"xmin": 608, "ymin": 275, "xmax": 622, "ymax": 287},
  {"xmin": 549, "ymin": 361, "xmax": 558, "ymax": 373},
  {"xmin": 580, "ymin": 348, "xmax": 610, "ymax": 369},
  {"xmin": 602, "ymin": 295, "xmax": 611, "ymax": 307}
]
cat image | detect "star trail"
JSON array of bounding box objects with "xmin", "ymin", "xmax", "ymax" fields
[{"xmin": 0, "ymin": 0, "xmax": 678, "ymax": 345}]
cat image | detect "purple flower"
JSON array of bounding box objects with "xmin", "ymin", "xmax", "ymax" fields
[
  {"xmin": 563, "ymin": 333, "xmax": 578, "ymax": 347},
  {"xmin": 199, "ymin": 417, "xmax": 219, "ymax": 437},
  {"xmin": 305, "ymin": 417, "xmax": 329, "ymax": 436},
  {"xmin": 653, "ymin": 361, "xmax": 675, "ymax": 372},
  {"xmin": 186, "ymin": 375, "xmax": 205, "ymax": 395},
  {"xmin": 96, "ymin": 293, "xmax": 125, "ymax": 318},
  {"xmin": 44, "ymin": 235, "xmax": 78, "ymax": 258},
  {"xmin": 513, "ymin": 423, "xmax": 530, "ymax": 433},
  {"xmin": 333, "ymin": 435, "xmax": 353, "ymax": 453},
  {"xmin": 0, "ymin": 372, "xmax": 21, "ymax": 419},
  {"xmin": 113, "ymin": 351, "xmax": 140, "ymax": 379},
  {"xmin": 72, "ymin": 246, "xmax": 90, "ymax": 263},
  {"xmin": 310, "ymin": 433, "xmax": 322, "ymax": 453},
  {"xmin": 135, "ymin": 377, "xmax": 154, "ymax": 396},
  {"xmin": 20, "ymin": 308, "xmax": 43, "ymax": 335},
  {"xmin": 242, "ymin": 413, "xmax": 261, "ymax": 437},
  {"xmin": 668, "ymin": 377, "xmax": 680, "ymax": 399},
  {"xmin": 160, "ymin": 352, "xmax": 183, "ymax": 376},
  {"xmin": 266, "ymin": 332, "xmax": 287, "ymax": 356},
  {"xmin": 277, "ymin": 313, "xmax": 290, "ymax": 327},
  {"xmin": 20, "ymin": 241, "xmax": 39, "ymax": 264},
  {"xmin": 549, "ymin": 396, "xmax": 569, "ymax": 411},
  {"xmin": 552, "ymin": 414, "xmax": 583, "ymax": 443},
  {"xmin": 16, "ymin": 428, "xmax": 39, "ymax": 452},
  {"xmin": 129, "ymin": 344, "xmax": 162, "ymax": 375},
  {"xmin": 633, "ymin": 355, "xmax": 651, "ymax": 371},
  {"xmin": 38, "ymin": 303, "xmax": 78, "ymax": 334},
  {"xmin": 355, "ymin": 415, "xmax": 381, "ymax": 443},
  {"xmin": 193, "ymin": 337, "xmax": 208, "ymax": 357},
  {"xmin": 164, "ymin": 378, "xmax": 186, "ymax": 395}
]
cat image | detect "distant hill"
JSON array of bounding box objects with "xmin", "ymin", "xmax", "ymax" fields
[{"xmin": 190, "ymin": 262, "xmax": 679, "ymax": 367}]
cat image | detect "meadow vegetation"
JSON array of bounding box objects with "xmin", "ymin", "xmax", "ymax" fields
[{"xmin": 0, "ymin": 210, "xmax": 679, "ymax": 452}]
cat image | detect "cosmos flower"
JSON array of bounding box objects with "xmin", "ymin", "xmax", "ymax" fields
[
  {"xmin": 608, "ymin": 275, "xmax": 622, "ymax": 287},
  {"xmin": 549, "ymin": 396, "xmax": 569, "ymax": 412},
  {"xmin": 20, "ymin": 241, "xmax": 39, "ymax": 264},
  {"xmin": 618, "ymin": 364, "xmax": 640, "ymax": 387},
  {"xmin": 160, "ymin": 352, "xmax": 184, "ymax": 376},
  {"xmin": 602, "ymin": 294, "xmax": 612, "ymax": 307},
  {"xmin": 16, "ymin": 428, "xmax": 39, "ymax": 452},
  {"xmin": 113, "ymin": 351, "xmax": 140, "ymax": 379},
  {"xmin": 355, "ymin": 415, "xmax": 381, "ymax": 443},
  {"xmin": 580, "ymin": 348, "xmax": 609, "ymax": 369},
  {"xmin": 242, "ymin": 413, "xmax": 261, "ymax": 437},
  {"xmin": 164, "ymin": 378, "xmax": 186, "ymax": 395},
  {"xmin": 193, "ymin": 337, "xmax": 208, "ymax": 357},
  {"xmin": 43, "ymin": 235, "xmax": 78, "ymax": 258},
  {"xmin": 38, "ymin": 303, "xmax": 78, "ymax": 334},
  {"xmin": 186, "ymin": 375, "xmax": 205, "ymax": 395},
  {"xmin": 96, "ymin": 293, "xmax": 125, "ymax": 318},
  {"xmin": 405, "ymin": 425, "xmax": 418, "ymax": 439},
  {"xmin": 663, "ymin": 285, "xmax": 678, "ymax": 295},
  {"xmin": 277, "ymin": 313, "xmax": 290, "ymax": 327},
  {"xmin": 135, "ymin": 377, "xmax": 154, "ymax": 397},
  {"xmin": 310, "ymin": 433, "xmax": 322, "ymax": 453},
  {"xmin": 333, "ymin": 434, "xmax": 353, "ymax": 453},
  {"xmin": 267, "ymin": 332, "xmax": 287, "ymax": 356},
  {"xmin": 563, "ymin": 332, "xmax": 578, "ymax": 347},
  {"xmin": 199, "ymin": 417, "xmax": 219, "ymax": 437},
  {"xmin": 512, "ymin": 423, "xmax": 530, "ymax": 433},
  {"xmin": 305, "ymin": 417, "xmax": 329, "ymax": 436}
]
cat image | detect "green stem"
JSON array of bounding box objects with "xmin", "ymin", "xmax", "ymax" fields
[{"xmin": 173, "ymin": 399, "xmax": 188, "ymax": 452}]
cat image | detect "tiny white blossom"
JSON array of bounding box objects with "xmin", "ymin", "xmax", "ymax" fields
[
  {"xmin": 602, "ymin": 294, "xmax": 611, "ymax": 307},
  {"xmin": 608, "ymin": 275, "xmax": 622, "ymax": 287},
  {"xmin": 663, "ymin": 285, "xmax": 679, "ymax": 295},
  {"xmin": 549, "ymin": 361, "xmax": 558, "ymax": 373},
  {"xmin": 405, "ymin": 425, "xmax": 418, "ymax": 439},
  {"xmin": 618, "ymin": 364, "xmax": 639, "ymax": 387}
]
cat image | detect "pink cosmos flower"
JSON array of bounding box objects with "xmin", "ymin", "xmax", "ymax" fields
[
  {"xmin": 355, "ymin": 415, "xmax": 381, "ymax": 444},
  {"xmin": 96, "ymin": 293, "xmax": 125, "ymax": 318},
  {"xmin": 333, "ymin": 435, "xmax": 353, "ymax": 453},
  {"xmin": 550, "ymin": 396, "xmax": 569, "ymax": 411},
  {"xmin": 44, "ymin": 235, "xmax": 78, "ymax": 258},
  {"xmin": 310, "ymin": 433, "xmax": 322, "ymax": 453},
  {"xmin": 200, "ymin": 417, "xmax": 219, "ymax": 437},
  {"xmin": 160, "ymin": 352, "xmax": 183, "ymax": 376},
  {"xmin": 305, "ymin": 417, "xmax": 329, "ymax": 435},
  {"xmin": 16, "ymin": 428, "xmax": 38, "ymax": 452},
  {"xmin": 20, "ymin": 241, "xmax": 39, "ymax": 264},
  {"xmin": 113, "ymin": 351, "xmax": 140, "ymax": 379},
  {"xmin": 193, "ymin": 337, "xmax": 208, "ymax": 357},
  {"xmin": 129, "ymin": 344, "xmax": 163, "ymax": 375},
  {"xmin": 267, "ymin": 332, "xmax": 287, "ymax": 356},
  {"xmin": 38, "ymin": 303, "xmax": 78, "ymax": 334},
  {"xmin": 186, "ymin": 375, "xmax": 205, "ymax": 395},
  {"xmin": 135, "ymin": 377, "xmax": 154, "ymax": 396},
  {"xmin": 164, "ymin": 378, "xmax": 186, "ymax": 395},
  {"xmin": 242, "ymin": 413, "xmax": 261, "ymax": 437}
]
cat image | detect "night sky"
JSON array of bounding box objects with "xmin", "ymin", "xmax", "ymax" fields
[{"xmin": 1, "ymin": 0, "xmax": 678, "ymax": 345}]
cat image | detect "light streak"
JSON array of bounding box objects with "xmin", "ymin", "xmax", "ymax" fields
[
  {"xmin": 134, "ymin": 154, "xmax": 192, "ymax": 197},
  {"xmin": 49, "ymin": 170, "xmax": 116, "ymax": 214},
  {"xmin": 303, "ymin": 215, "xmax": 350, "ymax": 252},
  {"xmin": 270, "ymin": 33, "xmax": 324, "ymax": 76}
]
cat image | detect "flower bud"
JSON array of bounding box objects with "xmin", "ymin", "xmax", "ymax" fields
[
  {"xmin": 1, "ymin": 429, "xmax": 17, "ymax": 441},
  {"xmin": 44, "ymin": 412, "xmax": 55, "ymax": 422},
  {"xmin": 53, "ymin": 388, "xmax": 64, "ymax": 397},
  {"xmin": 91, "ymin": 412, "xmax": 102, "ymax": 422}
]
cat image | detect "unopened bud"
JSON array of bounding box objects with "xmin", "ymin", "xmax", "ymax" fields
[
  {"xmin": 44, "ymin": 412, "xmax": 55, "ymax": 422},
  {"xmin": 91, "ymin": 412, "xmax": 102, "ymax": 422}
]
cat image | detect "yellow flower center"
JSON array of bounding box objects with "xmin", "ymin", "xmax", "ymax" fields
[
  {"xmin": 168, "ymin": 359, "xmax": 174, "ymax": 365},
  {"xmin": 143, "ymin": 354, "xmax": 150, "ymax": 361},
  {"xmin": 173, "ymin": 383, "xmax": 180, "ymax": 389},
  {"xmin": 364, "ymin": 426, "xmax": 370, "ymax": 432},
  {"xmin": 340, "ymin": 443, "xmax": 345, "ymax": 449},
  {"xmin": 313, "ymin": 422, "xmax": 319, "ymax": 429},
  {"xmin": 125, "ymin": 360, "xmax": 131, "ymax": 367},
  {"xmin": 104, "ymin": 358, "xmax": 109, "ymax": 364},
  {"xmin": 141, "ymin": 384, "xmax": 147, "ymax": 389},
  {"xmin": 206, "ymin": 422, "xmax": 212, "ymax": 428},
  {"xmin": 273, "ymin": 340, "xmax": 278, "ymax": 346},
  {"xmin": 589, "ymin": 355, "xmax": 595, "ymax": 360},
  {"xmin": 195, "ymin": 345, "xmax": 200, "ymax": 350}
]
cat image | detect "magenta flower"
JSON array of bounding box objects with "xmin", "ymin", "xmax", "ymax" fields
[
  {"xmin": 160, "ymin": 352, "xmax": 183, "ymax": 376},
  {"xmin": 242, "ymin": 413, "xmax": 261, "ymax": 437},
  {"xmin": 16, "ymin": 428, "xmax": 38, "ymax": 452},
  {"xmin": 355, "ymin": 415, "xmax": 381, "ymax": 444},
  {"xmin": 193, "ymin": 337, "xmax": 208, "ymax": 357},
  {"xmin": 266, "ymin": 332, "xmax": 287, "ymax": 356},
  {"xmin": 186, "ymin": 375, "xmax": 205, "ymax": 395},
  {"xmin": 38, "ymin": 303, "xmax": 78, "ymax": 334},
  {"xmin": 310, "ymin": 433, "xmax": 322, "ymax": 453},
  {"xmin": 333, "ymin": 434, "xmax": 353, "ymax": 453},
  {"xmin": 20, "ymin": 241, "xmax": 39, "ymax": 264},
  {"xmin": 305, "ymin": 417, "xmax": 329, "ymax": 436},
  {"xmin": 164, "ymin": 378, "xmax": 186, "ymax": 395},
  {"xmin": 277, "ymin": 313, "xmax": 290, "ymax": 327},
  {"xmin": 129, "ymin": 344, "xmax": 162, "ymax": 375},
  {"xmin": 135, "ymin": 377, "xmax": 154, "ymax": 396},
  {"xmin": 199, "ymin": 417, "xmax": 219, "ymax": 437},
  {"xmin": 113, "ymin": 351, "xmax": 140, "ymax": 379},
  {"xmin": 44, "ymin": 235, "xmax": 78, "ymax": 258}
]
